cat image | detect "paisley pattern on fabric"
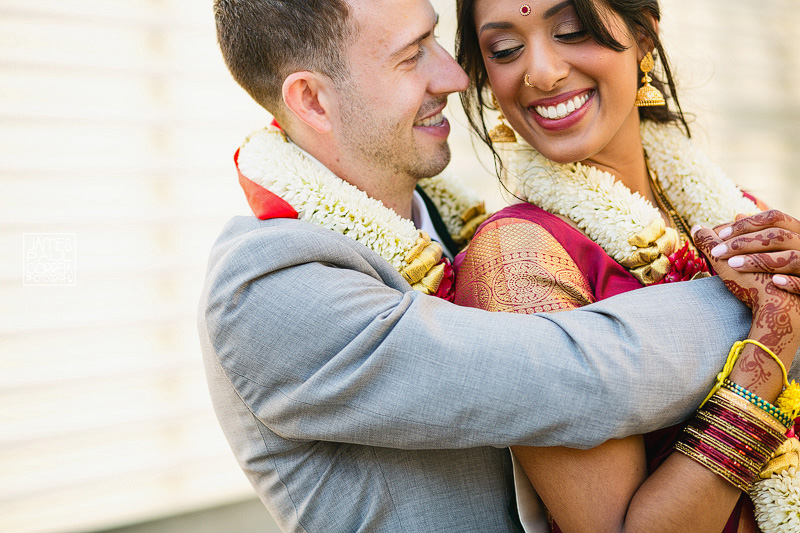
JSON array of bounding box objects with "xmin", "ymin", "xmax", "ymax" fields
[{"xmin": 454, "ymin": 219, "xmax": 594, "ymax": 314}]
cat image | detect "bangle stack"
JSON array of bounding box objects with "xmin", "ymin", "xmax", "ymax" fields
[
  {"xmin": 675, "ymin": 340, "xmax": 794, "ymax": 493},
  {"xmin": 675, "ymin": 388, "xmax": 788, "ymax": 492}
]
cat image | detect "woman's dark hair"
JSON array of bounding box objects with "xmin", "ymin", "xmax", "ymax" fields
[{"xmin": 455, "ymin": 0, "xmax": 690, "ymax": 170}]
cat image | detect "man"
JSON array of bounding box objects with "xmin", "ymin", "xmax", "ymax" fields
[{"xmin": 199, "ymin": 0, "xmax": 761, "ymax": 530}]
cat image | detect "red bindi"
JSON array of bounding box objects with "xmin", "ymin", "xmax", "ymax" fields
[{"xmin": 520, "ymin": 4, "xmax": 531, "ymax": 16}]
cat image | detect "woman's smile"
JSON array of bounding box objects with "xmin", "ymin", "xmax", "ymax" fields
[
  {"xmin": 530, "ymin": 89, "xmax": 593, "ymax": 120},
  {"xmin": 527, "ymin": 89, "xmax": 595, "ymax": 131}
]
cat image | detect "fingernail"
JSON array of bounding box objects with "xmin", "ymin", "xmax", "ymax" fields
[
  {"xmin": 774, "ymin": 275, "xmax": 788, "ymax": 286},
  {"xmin": 691, "ymin": 225, "xmax": 703, "ymax": 237},
  {"xmin": 711, "ymin": 244, "xmax": 728, "ymax": 257},
  {"xmin": 718, "ymin": 227, "xmax": 732, "ymax": 239},
  {"xmin": 728, "ymin": 256, "xmax": 745, "ymax": 268}
]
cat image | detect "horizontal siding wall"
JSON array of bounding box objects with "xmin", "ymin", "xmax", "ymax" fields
[
  {"xmin": 658, "ymin": 0, "xmax": 800, "ymax": 214},
  {"xmin": 0, "ymin": 1, "xmax": 271, "ymax": 532}
]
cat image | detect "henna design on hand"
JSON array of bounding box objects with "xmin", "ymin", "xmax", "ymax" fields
[
  {"xmin": 729, "ymin": 228, "xmax": 795, "ymax": 251},
  {"xmin": 777, "ymin": 275, "xmax": 800, "ymax": 295},
  {"xmin": 737, "ymin": 350, "xmax": 774, "ymax": 390},
  {"xmin": 731, "ymin": 210, "xmax": 794, "ymax": 236},
  {"xmin": 693, "ymin": 227, "xmax": 719, "ymax": 258},
  {"xmin": 744, "ymin": 251, "xmax": 800, "ymax": 272},
  {"xmin": 697, "ymin": 223, "xmax": 800, "ymax": 391},
  {"xmin": 723, "ymin": 279, "xmax": 758, "ymax": 308},
  {"xmin": 735, "ymin": 282, "xmax": 800, "ymax": 390},
  {"xmin": 752, "ymin": 282, "xmax": 800, "ymax": 350}
]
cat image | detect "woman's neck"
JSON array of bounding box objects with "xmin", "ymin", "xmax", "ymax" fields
[{"xmin": 580, "ymin": 118, "xmax": 661, "ymax": 212}]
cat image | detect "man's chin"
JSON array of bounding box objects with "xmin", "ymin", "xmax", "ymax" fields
[{"xmin": 412, "ymin": 145, "xmax": 451, "ymax": 180}]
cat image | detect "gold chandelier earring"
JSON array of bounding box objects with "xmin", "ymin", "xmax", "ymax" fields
[
  {"xmin": 488, "ymin": 93, "xmax": 517, "ymax": 144},
  {"xmin": 634, "ymin": 52, "xmax": 666, "ymax": 107}
]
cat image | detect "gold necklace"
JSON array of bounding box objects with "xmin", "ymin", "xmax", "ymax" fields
[{"xmin": 645, "ymin": 156, "xmax": 695, "ymax": 247}]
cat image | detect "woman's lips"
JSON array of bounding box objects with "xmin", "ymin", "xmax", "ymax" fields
[
  {"xmin": 528, "ymin": 90, "xmax": 595, "ymax": 131},
  {"xmin": 532, "ymin": 90, "xmax": 593, "ymax": 120}
]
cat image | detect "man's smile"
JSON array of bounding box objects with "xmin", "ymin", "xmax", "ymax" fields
[{"xmin": 413, "ymin": 110, "xmax": 445, "ymax": 127}]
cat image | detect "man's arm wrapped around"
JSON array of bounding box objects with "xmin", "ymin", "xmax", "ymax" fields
[{"xmin": 196, "ymin": 216, "xmax": 792, "ymax": 450}]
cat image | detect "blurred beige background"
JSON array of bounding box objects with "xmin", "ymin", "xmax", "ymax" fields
[{"xmin": 0, "ymin": 0, "xmax": 798, "ymax": 532}]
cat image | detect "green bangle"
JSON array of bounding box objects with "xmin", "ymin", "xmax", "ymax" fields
[{"xmin": 722, "ymin": 379, "xmax": 792, "ymax": 428}]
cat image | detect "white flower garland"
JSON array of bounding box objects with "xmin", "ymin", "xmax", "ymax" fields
[
  {"xmin": 509, "ymin": 121, "xmax": 758, "ymax": 263},
  {"xmin": 752, "ymin": 467, "xmax": 800, "ymax": 532},
  {"xmin": 237, "ymin": 126, "xmax": 479, "ymax": 271}
]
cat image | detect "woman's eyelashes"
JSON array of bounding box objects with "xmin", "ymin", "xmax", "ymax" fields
[
  {"xmin": 487, "ymin": 27, "xmax": 588, "ymax": 61},
  {"xmin": 489, "ymin": 45, "xmax": 523, "ymax": 61},
  {"xmin": 555, "ymin": 29, "xmax": 588, "ymax": 42}
]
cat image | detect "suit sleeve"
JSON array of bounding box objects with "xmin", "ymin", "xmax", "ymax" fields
[{"xmin": 201, "ymin": 220, "xmax": 773, "ymax": 450}]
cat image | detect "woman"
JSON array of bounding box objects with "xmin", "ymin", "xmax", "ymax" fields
[{"xmin": 453, "ymin": 0, "xmax": 800, "ymax": 531}]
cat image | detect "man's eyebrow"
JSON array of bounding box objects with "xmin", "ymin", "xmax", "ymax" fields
[
  {"xmin": 390, "ymin": 13, "xmax": 440, "ymax": 60},
  {"xmin": 479, "ymin": 1, "xmax": 573, "ymax": 34}
]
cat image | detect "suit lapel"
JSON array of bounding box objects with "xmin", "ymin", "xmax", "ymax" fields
[{"xmin": 415, "ymin": 185, "xmax": 461, "ymax": 259}]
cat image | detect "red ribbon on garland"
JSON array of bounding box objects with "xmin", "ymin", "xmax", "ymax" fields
[{"xmin": 235, "ymin": 119, "xmax": 300, "ymax": 220}]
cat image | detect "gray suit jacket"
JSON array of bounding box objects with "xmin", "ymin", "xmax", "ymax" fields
[{"xmin": 199, "ymin": 215, "xmax": 758, "ymax": 532}]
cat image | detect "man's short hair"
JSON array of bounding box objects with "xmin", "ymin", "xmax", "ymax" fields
[{"xmin": 214, "ymin": 0, "xmax": 353, "ymax": 120}]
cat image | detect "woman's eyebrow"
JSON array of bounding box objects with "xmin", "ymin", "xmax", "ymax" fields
[{"xmin": 478, "ymin": 21, "xmax": 513, "ymax": 36}]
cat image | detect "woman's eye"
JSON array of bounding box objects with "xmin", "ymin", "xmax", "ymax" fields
[
  {"xmin": 555, "ymin": 28, "xmax": 588, "ymax": 42},
  {"xmin": 489, "ymin": 46, "xmax": 522, "ymax": 60}
]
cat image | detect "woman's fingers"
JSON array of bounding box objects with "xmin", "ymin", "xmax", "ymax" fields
[
  {"xmin": 723, "ymin": 250, "xmax": 800, "ymax": 274},
  {"xmin": 713, "ymin": 209, "xmax": 800, "ymax": 240},
  {"xmin": 708, "ymin": 227, "xmax": 800, "ymax": 258},
  {"xmin": 774, "ymin": 275, "xmax": 800, "ymax": 295},
  {"xmin": 692, "ymin": 226, "xmax": 723, "ymax": 263}
]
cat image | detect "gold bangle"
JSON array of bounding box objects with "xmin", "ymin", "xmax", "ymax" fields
[
  {"xmin": 713, "ymin": 389, "xmax": 789, "ymax": 435},
  {"xmin": 674, "ymin": 441, "xmax": 751, "ymax": 492},
  {"xmin": 683, "ymin": 426, "xmax": 764, "ymax": 473},
  {"xmin": 694, "ymin": 410, "xmax": 775, "ymax": 458}
]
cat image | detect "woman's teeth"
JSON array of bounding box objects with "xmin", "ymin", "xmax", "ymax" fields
[
  {"xmin": 534, "ymin": 92, "xmax": 591, "ymax": 120},
  {"xmin": 414, "ymin": 111, "xmax": 444, "ymax": 127}
]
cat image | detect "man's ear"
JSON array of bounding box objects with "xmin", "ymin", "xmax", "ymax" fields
[{"xmin": 282, "ymin": 72, "xmax": 337, "ymax": 134}]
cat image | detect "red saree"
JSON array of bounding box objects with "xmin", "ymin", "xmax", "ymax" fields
[{"xmin": 453, "ymin": 202, "xmax": 755, "ymax": 532}]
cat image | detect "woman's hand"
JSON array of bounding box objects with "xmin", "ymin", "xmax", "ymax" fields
[
  {"xmin": 694, "ymin": 224, "xmax": 800, "ymax": 395},
  {"xmin": 707, "ymin": 209, "xmax": 800, "ymax": 295}
]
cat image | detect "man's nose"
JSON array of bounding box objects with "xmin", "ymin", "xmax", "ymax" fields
[{"xmin": 429, "ymin": 44, "xmax": 469, "ymax": 95}]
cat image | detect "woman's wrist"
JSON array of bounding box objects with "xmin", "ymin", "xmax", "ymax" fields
[
  {"xmin": 728, "ymin": 316, "xmax": 799, "ymax": 402},
  {"xmin": 728, "ymin": 345, "xmax": 784, "ymax": 403}
]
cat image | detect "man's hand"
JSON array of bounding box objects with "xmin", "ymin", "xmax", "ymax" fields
[{"xmin": 707, "ymin": 210, "xmax": 800, "ymax": 295}]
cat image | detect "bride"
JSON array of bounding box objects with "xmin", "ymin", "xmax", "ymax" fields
[{"xmin": 452, "ymin": 0, "xmax": 800, "ymax": 531}]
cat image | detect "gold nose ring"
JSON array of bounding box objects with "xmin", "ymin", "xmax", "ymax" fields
[{"xmin": 524, "ymin": 74, "xmax": 534, "ymax": 88}]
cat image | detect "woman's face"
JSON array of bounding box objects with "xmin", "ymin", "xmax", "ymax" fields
[{"xmin": 474, "ymin": 0, "xmax": 644, "ymax": 164}]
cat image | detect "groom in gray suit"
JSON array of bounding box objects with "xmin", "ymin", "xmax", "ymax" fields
[{"xmin": 199, "ymin": 0, "xmax": 757, "ymax": 531}]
